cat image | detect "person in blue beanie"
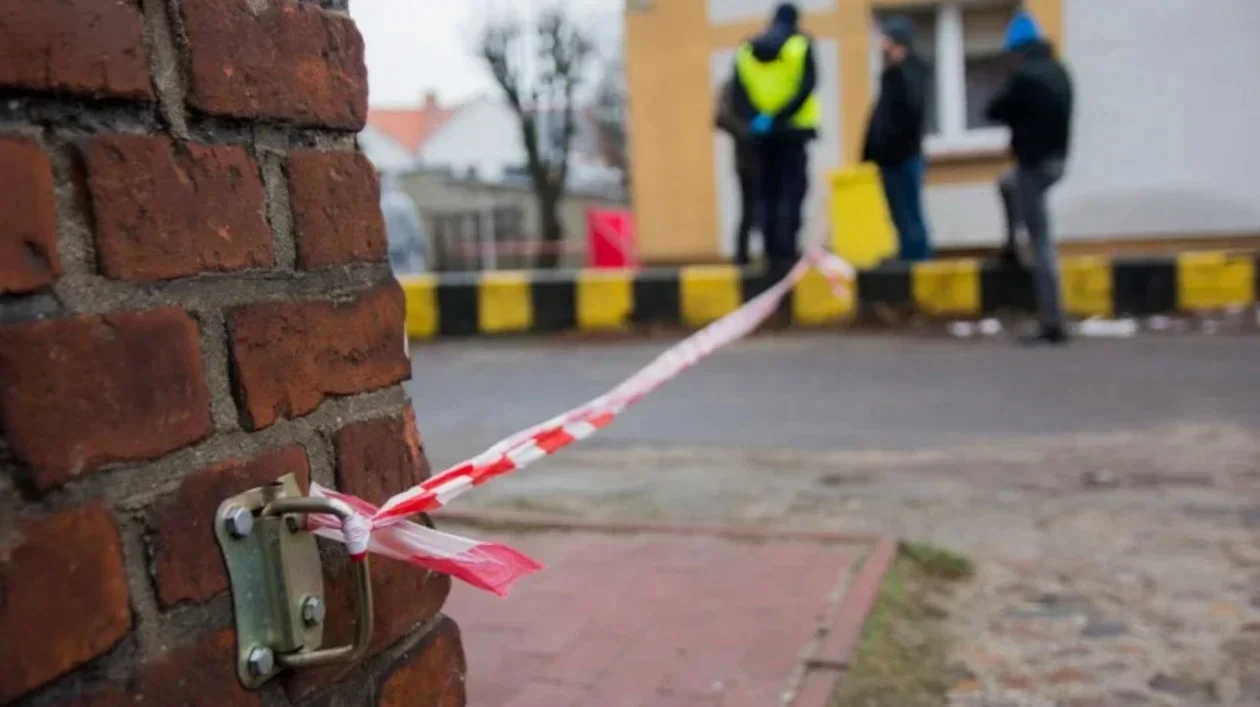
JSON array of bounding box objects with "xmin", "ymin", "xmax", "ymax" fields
[
  {"xmin": 729, "ymin": 3, "xmax": 820, "ymax": 271},
  {"xmin": 862, "ymin": 15, "xmax": 932, "ymax": 262},
  {"xmin": 986, "ymin": 9, "xmax": 1074, "ymax": 345}
]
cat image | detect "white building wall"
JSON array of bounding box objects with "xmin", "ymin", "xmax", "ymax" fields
[
  {"xmin": 417, "ymin": 99, "xmax": 522, "ymax": 181},
  {"xmin": 416, "ymin": 98, "xmax": 621, "ymax": 193},
  {"xmin": 926, "ymin": 0, "xmax": 1260, "ymax": 247},
  {"xmin": 925, "ymin": 183, "xmax": 1004, "ymax": 248},
  {"xmin": 710, "ymin": 39, "xmax": 843, "ymax": 257},
  {"xmin": 357, "ymin": 125, "xmax": 417, "ymax": 174},
  {"xmin": 1054, "ymin": 0, "xmax": 1260, "ymax": 239}
]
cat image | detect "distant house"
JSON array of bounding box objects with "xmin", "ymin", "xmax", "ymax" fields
[
  {"xmin": 361, "ymin": 92, "xmax": 629, "ymax": 271},
  {"xmin": 357, "ymin": 125, "xmax": 419, "ymax": 173},
  {"xmin": 359, "ymin": 92, "xmax": 624, "ymax": 195},
  {"xmin": 357, "ymin": 91, "xmax": 461, "ymax": 174},
  {"xmin": 367, "ymin": 93, "xmax": 460, "ymax": 153}
]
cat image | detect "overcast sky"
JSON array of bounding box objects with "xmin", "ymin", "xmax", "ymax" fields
[{"xmin": 350, "ymin": 0, "xmax": 625, "ymax": 108}]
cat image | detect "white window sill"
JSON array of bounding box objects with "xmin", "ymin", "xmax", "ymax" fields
[{"xmin": 925, "ymin": 129, "xmax": 1010, "ymax": 159}]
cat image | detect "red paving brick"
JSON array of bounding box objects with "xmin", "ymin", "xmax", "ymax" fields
[
  {"xmin": 444, "ymin": 527, "xmax": 872, "ymax": 706},
  {"xmin": 790, "ymin": 668, "xmax": 843, "ymax": 707}
]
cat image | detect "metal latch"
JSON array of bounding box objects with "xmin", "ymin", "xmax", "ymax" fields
[{"xmin": 213, "ymin": 473, "xmax": 374, "ymax": 688}]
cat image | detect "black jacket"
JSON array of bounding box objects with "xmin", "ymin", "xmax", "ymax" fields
[
  {"xmin": 986, "ymin": 42, "xmax": 1073, "ymax": 166},
  {"xmin": 862, "ymin": 54, "xmax": 928, "ymax": 166},
  {"xmin": 715, "ymin": 80, "xmax": 759, "ymax": 175},
  {"xmin": 730, "ymin": 19, "xmax": 819, "ymax": 141}
]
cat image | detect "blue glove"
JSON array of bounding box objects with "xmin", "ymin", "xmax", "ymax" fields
[{"xmin": 751, "ymin": 113, "xmax": 773, "ymax": 135}]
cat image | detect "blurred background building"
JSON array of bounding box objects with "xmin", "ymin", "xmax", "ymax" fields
[
  {"xmin": 356, "ymin": 0, "xmax": 1259, "ymax": 270},
  {"xmin": 626, "ymin": 0, "xmax": 1260, "ymax": 264},
  {"xmin": 360, "ymin": 91, "xmax": 627, "ymax": 272}
]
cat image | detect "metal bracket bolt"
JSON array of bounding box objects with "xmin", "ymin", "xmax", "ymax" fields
[
  {"xmin": 247, "ymin": 646, "xmax": 275, "ymax": 677},
  {"xmin": 300, "ymin": 596, "xmax": 325, "ymax": 627},
  {"xmin": 225, "ymin": 506, "xmax": 254, "ymax": 538}
]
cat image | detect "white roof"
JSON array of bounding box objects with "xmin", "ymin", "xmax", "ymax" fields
[{"xmin": 357, "ymin": 124, "xmax": 417, "ymax": 174}]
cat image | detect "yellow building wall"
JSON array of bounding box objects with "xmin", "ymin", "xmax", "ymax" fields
[{"xmin": 625, "ymin": 0, "xmax": 1062, "ymax": 263}]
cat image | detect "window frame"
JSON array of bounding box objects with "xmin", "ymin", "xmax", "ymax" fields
[{"xmin": 869, "ymin": 2, "xmax": 1011, "ymax": 158}]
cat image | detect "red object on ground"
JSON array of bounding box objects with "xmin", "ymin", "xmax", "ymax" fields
[{"xmin": 586, "ymin": 208, "xmax": 638, "ymax": 269}]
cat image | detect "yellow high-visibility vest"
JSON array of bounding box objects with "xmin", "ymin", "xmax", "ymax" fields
[{"xmin": 735, "ymin": 35, "xmax": 820, "ymax": 130}]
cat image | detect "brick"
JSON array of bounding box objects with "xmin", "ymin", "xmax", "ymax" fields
[
  {"xmin": 792, "ymin": 668, "xmax": 841, "ymax": 707},
  {"xmin": 1000, "ymin": 673, "xmax": 1037, "ymax": 691},
  {"xmin": 465, "ymin": 651, "xmax": 547, "ymax": 707},
  {"xmin": 335, "ymin": 408, "xmax": 429, "ymax": 507},
  {"xmin": 0, "ymin": 0, "xmax": 151, "ymax": 99},
  {"xmin": 77, "ymin": 689, "xmax": 132, "ymax": 707},
  {"xmin": 134, "ymin": 630, "xmax": 260, "ymax": 707},
  {"xmin": 0, "ymin": 307, "xmax": 213, "ymax": 489},
  {"xmin": 502, "ymin": 681, "xmax": 589, "ymax": 707},
  {"xmin": 180, "ymin": 0, "xmax": 367, "ymax": 129},
  {"xmin": 81, "ymin": 135, "xmax": 271, "ymax": 282},
  {"xmin": 150, "ymin": 446, "xmax": 311, "ymax": 608},
  {"xmin": 288, "ymin": 150, "xmax": 386, "ymax": 269},
  {"xmin": 227, "ymin": 284, "xmax": 409, "ymax": 430},
  {"xmin": 0, "ymin": 504, "xmax": 131, "ymax": 703},
  {"xmin": 1046, "ymin": 665, "xmax": 1097, "ymax": 684},
  {"xmin": 287, "ymin": 559, "xmax": 451, "ymax": 699},
  {"xmin": 814, "ymin": 538, "xmax": 896, "ymax": 667},
  {"xmin": 0, "ymin": 138, "xmax": 60, "ymax": 293},
  {"xmin": 541, "ymin": 633, "xmax": 628, "ymax": 685},
  {"xmin": 377, "ymin": 616, "xmax": 467, "ymax": 707}
]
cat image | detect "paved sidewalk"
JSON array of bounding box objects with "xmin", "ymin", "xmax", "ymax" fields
[{"xmin": 442, "ymin": 521, "xmax": 887, "ymax": 707}]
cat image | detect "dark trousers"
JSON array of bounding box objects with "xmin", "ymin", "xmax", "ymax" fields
[
  {"xmin": 879, "ymin": 156, "xmax": 932, "ymax": 261},
  {"xmin": 999, "ymin": 160, "xmax": 1067, "ymax": 330},
  {"xmin": 756, "ymin": 139, "xmax": 809, "ymax": 266},
  {"xmin": 734, "ymin": 167, "xmax": 758, "ymax": 266}
]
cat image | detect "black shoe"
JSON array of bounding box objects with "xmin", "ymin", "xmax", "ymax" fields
[
  {"xmin": 998, "ymin": 247, "xmax": 1025, "ymax": 271},
  {"xmin": 1019, "ymin": 326, "xmax": 1070, "ymax": 347}
]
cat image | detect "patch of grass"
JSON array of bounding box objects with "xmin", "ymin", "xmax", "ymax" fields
[
  {"xmin": 832, "ymin": 544, "xmax": 973, "ymax": 707},
  {"xmin": 898, "ymin": 541, "xmax": 975, "ymax": 581}
]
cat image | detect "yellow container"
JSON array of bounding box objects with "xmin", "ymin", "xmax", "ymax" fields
[{"xmin": 829, "ymin": 163, "xmax": 897, "ymax": 268}]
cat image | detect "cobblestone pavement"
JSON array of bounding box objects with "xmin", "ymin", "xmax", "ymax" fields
[
  {"xmin": 413, "ymin": 334, "xmax": 1260, "ymax": 705},
  {"xmin": 442, "ymin": 425, "xmax": 1260, "ymax": 706}
]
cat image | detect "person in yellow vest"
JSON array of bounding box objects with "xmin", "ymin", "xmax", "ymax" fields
[{"xmin": 730, "ymin": 2, "xmax": 819, "ymax": 270}]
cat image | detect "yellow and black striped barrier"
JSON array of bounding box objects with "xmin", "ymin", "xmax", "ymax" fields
[{"xmin": 398, "ymin": 251, "xmax": 1258, "ymax": 339}]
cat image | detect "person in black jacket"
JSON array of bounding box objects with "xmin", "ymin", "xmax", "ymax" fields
[
  {"xmin": 863, "ymin": 15, "xmax": 932, "ymax": 261},
  {"xmin": 715, "ymin": 79, "xmax": 760, "ymax": 266},
  {"xmin": 986, "ymin": 10, "xmax": 1074, "ymax": 345}
]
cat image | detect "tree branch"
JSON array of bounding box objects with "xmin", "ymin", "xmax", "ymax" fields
[{"xmin": 474, "ymin": 6, "xmax": 594, "ymax": 266}]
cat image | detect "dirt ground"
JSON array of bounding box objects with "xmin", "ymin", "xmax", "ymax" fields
[{"xmin": 443, "ymin": 423, "xmax": 1260, "ymax": 706}]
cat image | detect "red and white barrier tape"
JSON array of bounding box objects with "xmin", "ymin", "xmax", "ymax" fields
[{"xmin": 307, "ymin": 246, "xmax": 855, "ymax": 595}]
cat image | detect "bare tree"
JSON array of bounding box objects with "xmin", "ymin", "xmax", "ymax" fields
[
  {"xmin": 593, "ymin": 54, "xmax": 630, "ymax": 196},
  {"xmin": 478, "ymin": 7, "xmax": 593, "ymax": 268}
]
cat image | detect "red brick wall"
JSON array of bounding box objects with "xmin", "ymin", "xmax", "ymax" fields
[{"xmin": 0, "ymin": 1, "xmax": 466, "ymax": 704}]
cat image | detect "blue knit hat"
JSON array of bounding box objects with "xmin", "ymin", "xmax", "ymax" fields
[{"xmin": 1003, "ymin": 11, "xmax": 1041, "ymax": 51}]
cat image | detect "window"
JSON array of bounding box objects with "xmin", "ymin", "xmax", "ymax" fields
[
  {"xmin": 872, "ymin": 2, "xmax": 1016, "ymax": 154},
  {"xmin": 962, "ymin": 5, "xmax": 1011, "ymax": 131}
]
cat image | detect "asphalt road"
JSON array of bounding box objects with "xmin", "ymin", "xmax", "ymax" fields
[{"xmin": 405, "ymin": 332, "xmax": 1260, "ymax": 469}]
